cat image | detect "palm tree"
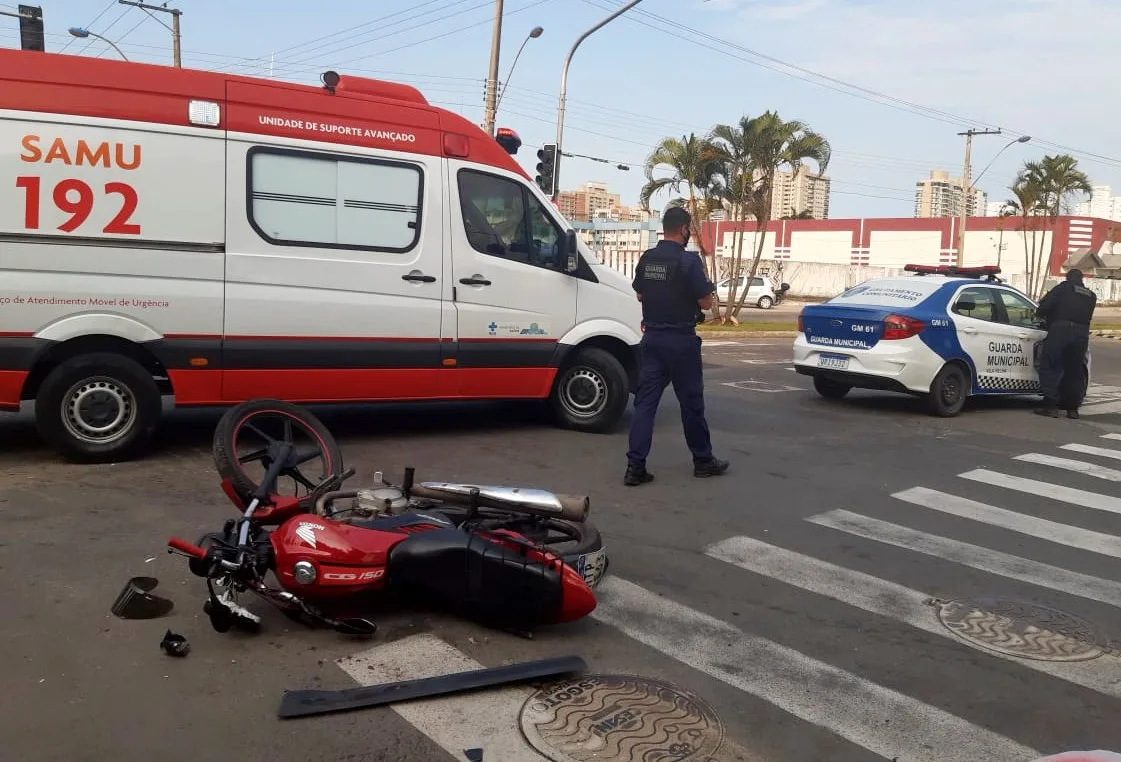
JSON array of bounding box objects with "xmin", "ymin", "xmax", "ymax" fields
[
  {"xmin": 638, "ymin": 133, "xmax": 724, "ymax": 317},
  {"xmin": 710, "ymin": 117, "xmax": 758, "ymax": 318},
  {"xmin": 1009, "ymin": 154, "xmax": 1091, "ymax": 298},
  {"xmin": 715, "ymin": 111, "xmax": 831, "ymax": 321}
]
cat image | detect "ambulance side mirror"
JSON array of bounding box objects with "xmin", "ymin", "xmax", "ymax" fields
[{"xmin": 565, "ymin": 229, "xmax": 579, "ymax": 274}]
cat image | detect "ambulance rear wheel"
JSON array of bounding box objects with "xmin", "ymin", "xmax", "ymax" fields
[
  {"xmin": 35, "ymin": 352, "xmax": 162, "ymax": 463},
  {"xmin": 926, "ymin": 363, "xmax": 968, "ymax": 417},
  {"xmin": 551, "ymin": 347, "xmax": 628, "ymax": 433}
]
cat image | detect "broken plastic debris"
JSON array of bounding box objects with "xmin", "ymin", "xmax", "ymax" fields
[
  {"xmin": 464, "ymin": 749, "xmax": 483, "ymax": 762},
  {"xmin": 160, "ymin": 630, "xmax": 190, "ymax": 657}
]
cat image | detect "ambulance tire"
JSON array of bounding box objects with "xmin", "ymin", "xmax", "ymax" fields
[
  {"xmin": 35, "ymin": 352, "xmax": 162, "ymax": 463},
  {"xmin": 551, "ymin": 347, "xmax": 629, "ymax": 433},
  {"xmin": 926, "ymin": 362, "xmax": 968, "ymax": 417}
]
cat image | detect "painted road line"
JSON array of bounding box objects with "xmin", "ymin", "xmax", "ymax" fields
[
  {"xmin": 1015, "ymin": 453, "xmax": 1121, "ymax": 482},
  {"xmin": 1060, "ymin": 443, "xmax": 1121, "ymax": 461},
  {"xmin": 704, "ymin": 535, "xmax": 1121, "ymax": 699},
  {"xmin": 592, "ymin": 576, "xmax": 1038, "ymax": 762},
  {"xmin": 1077, "ymin": 400, "xmax": 1121, "ymax": 416},
  {"xmin": 1102, "ymin": 433, "xmax": 1121, "ymax": 441},
  {"xmin": 958, "ymin": 469, "xmax": 1121, "ymax": 516},
  {"xmin": 720, "ymin": 379, "xmax": 803, "ymax": 393},
  {"xmin": 893, "ymin": 486, "xmax": 1121, "ymax": 557},
  {"xmin": 336, "ymin": 633, "xmax": 550, "ymax": 761},
  {"xmin": 806, "ymin": 509, "xmax": 1121, "ymax": 608}
]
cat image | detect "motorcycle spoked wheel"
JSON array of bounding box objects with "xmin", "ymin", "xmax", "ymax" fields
[{"xmin": 212, "ymin": 399, "xmax": 344, "ymax": 507}]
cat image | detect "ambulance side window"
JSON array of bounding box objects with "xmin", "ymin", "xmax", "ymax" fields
[
  {"xmin": 246, "ymin": 147, "xmax": 423, "ymax": 253},
  {"xmin": 457, "ymin": 169, "xmax": 564, "ymax": 272},
  {"xmin": 998, "ymin": 290, "xmax": 1040, "ymax": 328},
  {"xmin": 951, "ymin": 286, "xmax": 998, "ymax": 322}
]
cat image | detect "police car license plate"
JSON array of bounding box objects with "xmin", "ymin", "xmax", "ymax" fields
[{"xmin": 818, "ymin": 354, "xmax": 849, "ymax": 370}]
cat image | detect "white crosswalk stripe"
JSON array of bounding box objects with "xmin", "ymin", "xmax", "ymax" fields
[{"xmin": 333, "ymin": 434, "xmax": 1121, "ymax": 761}]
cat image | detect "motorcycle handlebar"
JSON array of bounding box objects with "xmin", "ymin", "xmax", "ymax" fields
[
  {"xmin": 408, "ymin": 485, "xmax": 589, "ymax": 522},
  {"xmin": 168, "ymin": 536, "xmax": 207, "ymax": 559}
]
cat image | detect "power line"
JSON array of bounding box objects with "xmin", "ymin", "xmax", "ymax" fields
[
  {"xmin": 59, "ymin": 0, "xmax": 116, "ymax": 52},
  {"xmin": 582, "ymin": 0, "xmax": 1121, "ymax": 171}
]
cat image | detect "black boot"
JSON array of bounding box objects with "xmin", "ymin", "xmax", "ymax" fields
[
  {"xmin": 694, "ymin": 457, "xmax": 730, "ymax": 478},
  {"xmin": 1067, "ymin": 408, "xmax": 1080, "ymax": 419},
  {"xmin": 624, "ymin": 463, "xmax": 654, "ymax": 486}
]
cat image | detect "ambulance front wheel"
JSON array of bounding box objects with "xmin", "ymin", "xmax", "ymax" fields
[
  {"xmin": 551, "ymin": 346, "xmax": 629, "ymax": 433},
  {"xmin": 926, "ymin": 362, "xmax": 968, "ymax": 417},
  {"xmin": 35, "ymin": 352, "xmax": 162, "ymax": 463}
]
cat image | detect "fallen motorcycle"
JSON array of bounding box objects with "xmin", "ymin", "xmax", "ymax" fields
[{"xmin": 166, "ymin": 399, "xmax": 608, "ymax": 637}]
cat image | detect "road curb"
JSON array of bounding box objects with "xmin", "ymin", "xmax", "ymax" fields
[
  {"xmin": 1093, "ymin": 330, "xmax": 1121, "ymax": 340},
  {"xmin": 697, "ymin": 331, "xmax": 798, "ymax": 339}
]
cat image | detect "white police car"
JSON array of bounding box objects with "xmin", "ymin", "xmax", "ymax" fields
[{"xmin": 792, "ymin": 264, "xmax": 1090, "ymax": 416}]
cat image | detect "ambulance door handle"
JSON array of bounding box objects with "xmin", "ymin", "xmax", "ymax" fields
[
  {"xmin": 459, "ymin": 276, "xmax": 492, "ymax": 287},
  {"xmin": 402, "ymin": 270, "xmax": 436, "ymax": 283}
]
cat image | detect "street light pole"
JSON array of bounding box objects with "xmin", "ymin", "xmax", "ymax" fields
[
  {"xmin": 67, "ymin": 26, "xmax": 129, "ymax": 60},
  {"xmin": 955, "ymin": 128, "xmax": 1002, "ymax": 266},
  {"xmin": 554, "ymin": 0, "xmax": 644, "ymax": 199},
  {"xmin": 117, "ymin": 0, "xmax": 181, "ymax": 67},
  {"xmin": 482, "ymin": 0, "xmax": 504, "ymax": 137},
  {"xmin": 495, "ymin": 26, "xmax": 543, "ymax": 114}
]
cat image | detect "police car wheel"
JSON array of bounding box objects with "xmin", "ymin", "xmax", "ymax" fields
[
  {"xmin": 813, "ymin": 375, "xmax": 851, "ymax": 400},
  {"xmin": 34, "ymin": 352, "xmax": 162, "ymax": 463},
  {"xmin": 551, "ymin": 347, "xmax": 628, "ymax": 433},
  {"xmin": 926, "ymin": 363, "xmax": 968, "ymax": 417}
]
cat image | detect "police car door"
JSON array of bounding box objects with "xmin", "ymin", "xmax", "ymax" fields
[
  {"xmin": 948, "ymin": 285, "xmax": 1030, "ymax": 393},
  {"xmin": 993, "ymin": 287, "xmax": 1046, "ymax": 393}
]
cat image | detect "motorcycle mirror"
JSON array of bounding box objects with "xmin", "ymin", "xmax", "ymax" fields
[{"xmin": 111, "ymin": 576, "xmax": 175, "ymax": 619}]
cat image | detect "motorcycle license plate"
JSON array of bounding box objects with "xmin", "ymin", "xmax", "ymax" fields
[
  {"xmin": 575, "ymin": 547, "xmax": 607, "ymax": 588},
  {"xmin": 818, "ymin": 354, "xmax": 849, "ymax": 371}
]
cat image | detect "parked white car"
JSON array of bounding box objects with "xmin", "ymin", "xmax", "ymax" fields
[{"xmin": 714, "ymin": 275, "xmax": 777, "ymax": 309}]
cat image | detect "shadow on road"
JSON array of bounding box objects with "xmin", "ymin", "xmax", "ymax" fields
[{"xmin": 0, "ymin": 399, "xmax": 557, "ymax": 463}]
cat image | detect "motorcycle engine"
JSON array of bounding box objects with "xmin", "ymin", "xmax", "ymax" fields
[{"xmin": 352, "ymin": 486, "xmax": 408, "ymax": 517}]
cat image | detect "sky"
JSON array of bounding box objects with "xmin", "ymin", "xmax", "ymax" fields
[{"xmin": 8, "ymin": 0, "xmax": 1121, "ymax": 219}]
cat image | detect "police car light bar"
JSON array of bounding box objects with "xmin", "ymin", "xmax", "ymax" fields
[{"xmin": 904, "ymin": 264, "xmax": 1002, "ymax": 279}]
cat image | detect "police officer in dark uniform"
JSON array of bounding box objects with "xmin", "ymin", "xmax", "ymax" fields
[
  {"xmin": 624, "ymin": 207, "xmax": 729, "ymax": 486},
  {"xmin": 1034, "ymin": 267, "xmax": 1096, "ymax": 418}
]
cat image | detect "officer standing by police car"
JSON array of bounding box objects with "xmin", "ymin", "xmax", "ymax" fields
[
  {"xmin": 1035, "ymin": 267, "xmax": 1097, "ymax": 418},
  {"xmin": 624, "ymin": 207, "xmax": 729, "ymax": 486}
]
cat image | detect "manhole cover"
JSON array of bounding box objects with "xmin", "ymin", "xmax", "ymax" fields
[
  {"xmin": 931, "ymin": 596, "xmax": 1110, "ymax": 662},
  {"xmin": 519, "ymin": 674, "xmax": 724, "ymax": 761}
]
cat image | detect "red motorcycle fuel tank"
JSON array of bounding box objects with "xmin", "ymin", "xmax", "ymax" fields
[{"xmin": 271, "ymin": 516, "xmax": 408, "ymax": 598}]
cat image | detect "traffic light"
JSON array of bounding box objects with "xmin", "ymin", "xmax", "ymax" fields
[
  {"xmin": 535, "ymin": 143, "xmax": 558, "ymax": 196},
  {"xmin": 18, "ymin": 5, "xmax": 44, "ymax": 52}
]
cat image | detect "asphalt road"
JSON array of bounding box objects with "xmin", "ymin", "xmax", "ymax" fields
[{"xmin": 5, "ymin": 338, "xmax": 1121, "ymax": 761}]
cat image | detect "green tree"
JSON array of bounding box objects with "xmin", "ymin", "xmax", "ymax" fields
[{"xmin": 713, "ymin": 111, "xmax": 831, "ymax": 323}]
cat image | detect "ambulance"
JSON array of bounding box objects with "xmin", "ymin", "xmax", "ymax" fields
[{"xmin": 0, "ymin": 49, "xmax": 643, "ymax": 462}]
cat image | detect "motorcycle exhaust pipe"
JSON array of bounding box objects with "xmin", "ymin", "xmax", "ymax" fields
[{"xmin": 411, "ymin": 482, "xmax": 589, "ymax": 523}]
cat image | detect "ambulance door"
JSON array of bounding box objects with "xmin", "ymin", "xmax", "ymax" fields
[
  {"xmin": 948, "ymin": 285, "xmax": 1030, "ymax": 393},
  {"xmin": 222, "ymin": 140, "xmax": 449, "ymax": 402},
  {"xmin": 446, "ymin": 162, "xmax": 577, "ymax": 397}
]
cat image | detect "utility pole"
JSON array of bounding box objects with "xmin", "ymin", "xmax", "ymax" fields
[
  {"xmin": 1, "ymin": 5, "xmax": 45, "ymax": 51},
  {"xmin": 554, "ymin": 0, "xmax": 644, "ymax": 199},
  {"xmin": 956, "ymin": 127, "xmax": 1001, "ymax": 266},
  {"xmin": 482, "ymin": 0, "xmax": 504, "ymax": 137},
  {"xmin": 117, "ymin": 0, "xmax": 181, "ymax": 67}
]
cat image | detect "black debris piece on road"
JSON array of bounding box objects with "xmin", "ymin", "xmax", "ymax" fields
[
  {"xmin": 111, "ymin": 576, "xmax": 174, "ymax": 620},
  {"xmin": 276, "ymin": 654, "xmax": 588, "ymax": 719},
  {"xmin": 160, "ymin": 630, "xmax": 190, "ymax": 657}
]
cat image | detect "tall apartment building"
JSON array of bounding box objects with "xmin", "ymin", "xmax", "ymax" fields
[
  {"xmin": 555, "ymin": 181, "xmax": 651, "ymax": 222},
  {"xmin": 914, "ymin": 169, "xmax": 987, "ymax": 218},
  {"xmin": 1074, "ymin": 185, "xmax": 1121, "ymax": 221},
  {"xmin": 771, "ymin": 165, "xmax": 830, "ymax": 219}
]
